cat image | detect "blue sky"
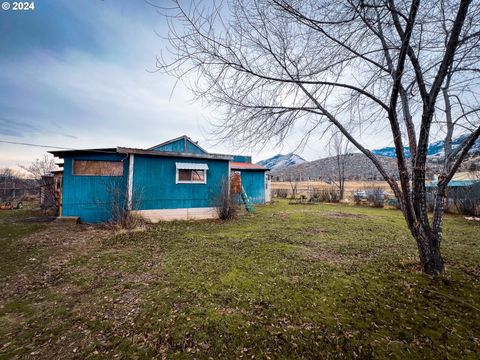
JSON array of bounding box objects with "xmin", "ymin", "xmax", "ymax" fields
[{"xmin": 0, "ymin": 0, "xmax": 389, "ymax": 170}]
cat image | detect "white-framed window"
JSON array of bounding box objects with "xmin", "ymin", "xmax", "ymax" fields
[{"xmin": 175, "ymin": 163, "xmax": 208, "ymax": 184}]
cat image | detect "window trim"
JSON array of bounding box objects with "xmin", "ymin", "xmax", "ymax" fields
[{"xmin": 175, "ymin": 168, "xmax": 208, "ymax": 184}]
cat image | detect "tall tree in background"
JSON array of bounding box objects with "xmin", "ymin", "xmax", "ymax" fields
[
  {"xmin": 328, "ymin": 132, "xmax": 352, "ymax": 200},
  {"xmin": 158, "ymin": 0, "xmax": 480, "ymax": 274}
]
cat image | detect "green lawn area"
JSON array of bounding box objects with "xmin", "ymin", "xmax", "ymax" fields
[{"xmin": 0, "ymin": 201, "xmax": 479, "ymax": 359}]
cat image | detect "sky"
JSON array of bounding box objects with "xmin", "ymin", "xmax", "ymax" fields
[{"xmin": 0, "ymin": 0, "xmax": 393, "ymax": 171}]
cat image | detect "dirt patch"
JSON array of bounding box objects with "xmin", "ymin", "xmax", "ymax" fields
[
  {"xmin": 269, "ymin": 211, "xmax": 290, "ymax": 220},
  {"xmin": 462, "ymin": 265, "xmax": 480, "ymax": 281},
  {"xmin": 20, "ymin": 223, "xmax": 110, "ymax": 249},
  {"xmin": 298, "ymin": 227, "xmax": 327, "ymax": 236},
  {"xmin": 299, "ymin": 243, "xmax": 378, "ymax": 266},
  {"xmin": 324, "ymin": 212, "xmax": 369, "ymax": 219},
  {"xmin": 20, "ymin": 216, "xmax": 56, "ymax": 223},
  {"xmin": 0, "ymin": 222, "xmax": 159, "ymax": 359},
  {"xmin": 301, "ymin": 246, "xmax": 348, "ymax": 264},
  {"xmin": 0, "ymin": 224, "xmax": 112, "ymax": 301}
]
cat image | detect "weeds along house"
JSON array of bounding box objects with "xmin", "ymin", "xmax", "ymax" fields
[{"xmin": 49, "ymin": 136, "xmax": 270, "ymax": 223}]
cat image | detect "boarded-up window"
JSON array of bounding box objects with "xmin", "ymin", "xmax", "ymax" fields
[
  {"xmin": 73, "ymin": 160, "xmax": 123, "ymax": 176},
  {"xmin": 177, "ymin": 169, "xmax": 206, "ymax": 183}
]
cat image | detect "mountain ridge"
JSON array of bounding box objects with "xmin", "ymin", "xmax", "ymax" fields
[
  {"xmin": 257, "ymin": 153, "xmax": 306, "ymax": 171},
  {"xmin": 373, "ymin": 134, "xmax": 480, "ymax": 158}
]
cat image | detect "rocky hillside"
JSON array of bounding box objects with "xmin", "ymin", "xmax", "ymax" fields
[
  {"xmin": 270, "ymin": 150, "xmax": 480, "ymax": 182},
  {"xmin": 258, "ymin": 153, "xmax": 306, "ymax": 171},
  {"xmin": 270, "ymin": 153, "xmax": 400, "ymax": 181}
]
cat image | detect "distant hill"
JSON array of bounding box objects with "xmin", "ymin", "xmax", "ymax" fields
[
  {"xmin": 270, "ymin": 153, "xmax": 400, "ymax": 181},
  {"xmin": 258, "ymin": 153, "xmax": 306, "ymax": 171},
  {"xmin": 373, "ymin": 134, "xmax": 480, "ymax": 158},
  {"xmin": 269, "ymin": 135, "xmax": 480, "ymax": 182}
]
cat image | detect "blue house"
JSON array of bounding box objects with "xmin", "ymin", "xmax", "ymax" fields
[{"xmin": 50, "ymin": 136, "xmax": 270, "ymax": 223}]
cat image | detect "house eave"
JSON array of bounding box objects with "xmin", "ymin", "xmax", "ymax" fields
[
  {"xmin": 48, "ymin": 148, "xmax": 117, "ymax": 158},
  {"xmin": 116, "ymin": 147, "xmax": 233, "ymax": 160},
  {"xmin": 230, "ymin": 166, "xmax": 269, "ymax": 171}
]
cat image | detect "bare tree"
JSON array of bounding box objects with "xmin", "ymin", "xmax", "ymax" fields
[
  {"xmin": 286, "ymin": 176, "xmax": 299, "ymax": 198},
  {"xmin": 158, "ymin": 0, "xmax": 480, "ymax": 274},
  {"xmin": 20, "ymin": 154, "xmax": 59, "ymax": 210},
  {"xmin": 328, "ymin": 132, "xmax": 353, "ymax": 200}
]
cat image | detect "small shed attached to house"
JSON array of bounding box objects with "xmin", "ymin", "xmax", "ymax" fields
[
  {"xmin": 427, "ymin": 177, "xmax": 480, "ymax": 214},
  {"xmin": 50, "ymin": 136, "xmax": 270, "ymax": 223}
]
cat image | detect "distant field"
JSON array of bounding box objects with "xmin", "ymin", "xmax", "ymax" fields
[
  {"xmin": 272, "ymin": 180, "xmax": 391, "ymax": 196},
  {"xmin": 1, "ymin": 201, "xmax": 479, "ymax": 358}
]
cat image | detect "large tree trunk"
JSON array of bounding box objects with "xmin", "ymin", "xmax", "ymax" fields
[
  {"xmin": 413, "ymin": 229, "xmax": 445, "ymax": 275},
  {"xmin": 399, "ymin": 183, "xmax": 446, "ymax": 275}
]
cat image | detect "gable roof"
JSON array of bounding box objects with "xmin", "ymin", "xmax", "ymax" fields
[{"xmin": 148, "ymin": 135, "xmax": 208, "ymax": 154}]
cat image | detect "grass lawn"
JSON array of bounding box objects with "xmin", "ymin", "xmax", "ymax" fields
[{"xmin": 0, "ymin": 200, "xmax": 479, "ymax": 359}]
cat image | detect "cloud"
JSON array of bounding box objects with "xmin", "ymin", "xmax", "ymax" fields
[
  {"xmin": 0, "ymin": 0, "xmax": 396, "ymax": 169},
  {"xmin": 0, "ymin": 1, "xmax": 217, "ymax": 165},
  {"xmin": 0, "ymin": 117, "xmax": 41, "ymax": 138}
]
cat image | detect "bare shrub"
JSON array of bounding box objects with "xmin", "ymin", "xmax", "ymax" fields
[
  {"xmin": 273, "ymin": 188, "xmax": 289, "ymax": 198},
  {"xmin": 353, "ymin": 190, "xmax": 365, "ymax": 205},
  {"xmin": 287, "ymin": 177, "xmax": 298, "ymax": 199},
  {"xmin": 455, "ymin": 198, "xmax": 480, "ymax": 216},
  {"xmin": 452, "ymin": 188, "xmax": 480, "ymax": 216},
  {"xmin": 311, "ymin": 188, "xmax": 340, "ymax": 203},
  {"xmin": 366, "ymin": 188, "xmax": 385, "ymax": 208},
  {"xmin": 100, "ymin": 175, "xmax": 144, "ymax": 229},
  {"xmin": 355, "ymin": 188, "xmax": 385, "ymax": 207},
  {"xmin": 214, "ymin": 177, "xmax": 238, "ymax": 220}
]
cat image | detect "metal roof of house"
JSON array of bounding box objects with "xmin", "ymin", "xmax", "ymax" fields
[
  {"xmin": 116, "ymin": 147, "xmax": 233, "ymax": 160},
  {"xmin": 48, "ymin": 137, "xmax": 255, "ymax": 162},
  {"xmin": 49, "ymin": 147, "xmax": 233, "ymax": 161},
  {"xmin": 49, "ymin": 148, "xmax": 117, "ymax": 157},
  {"xmin": 230, "ymin": 161, "xmax": 269, "ymax": 171},
  {"xmin": 427, "ymin": 179, "xmax": 480, "ymax": 188}
]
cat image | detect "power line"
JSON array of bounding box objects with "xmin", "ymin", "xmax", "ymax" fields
[
  {"xmin": 0, "ymin": 140, "xmax": 119, "ymax": 154},
  {"xmin": 0, "ymin": 139, "xmax": 77, "ymax": 150}
]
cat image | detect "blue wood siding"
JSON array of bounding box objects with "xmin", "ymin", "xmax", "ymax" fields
[
  {"xmin": 61, "ymin": 153, "xmax": 128, "ymax": 223},
  {"xmin": 132, "ymin": 155, "xmax": 229, "ymax": 209},
  {"xmin": 232, "ymin": 155, "xmax": 252, "ymax": 163},
  {"xmin": 60, "ymin": 150, "xmax": 266, "ymax": 222},
  {"xmin": 150, "ymin": 138, "xmax": 206, "ymax": 154},
  {"xmin": 186, "ymin": 140, "xmax": 206, "ymax": 154},
  {"xmin": 241, "ymin": 170, "xmax": 265, "ymax": 204}
]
